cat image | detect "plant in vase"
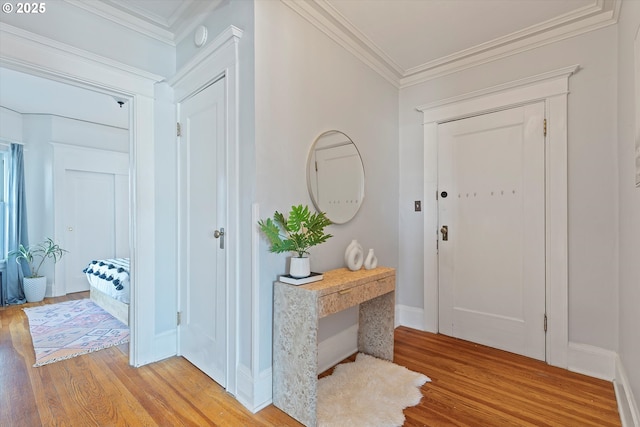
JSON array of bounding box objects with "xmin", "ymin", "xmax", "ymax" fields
[
  {"xmin": 258, "ymin": 204, "xmax": 332, "ymax": 278},
  {"xmin": 9, "ymin": 237, "xmax": 67, "ymax": 302}
]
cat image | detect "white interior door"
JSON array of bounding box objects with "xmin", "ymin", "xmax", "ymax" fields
[
  {"xmin": 178, "ymin": 77, "xmax": 227, "ymax": 387},
  {"xmin": 64, "ymin": 170, "xmax": 115, "ymax": 293},
  {"xmin": 438, "ymin": 102, "xmax": 546, "ymax": 360},
  {"xmin": 57, "ymin": 143, "xmax": 130, "ymax": 296}
]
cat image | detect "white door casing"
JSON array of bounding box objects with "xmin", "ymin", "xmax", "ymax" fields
[
  {"xmin": 178, "ymin": 77, "xmax": 227, "ymax": 387},
  {"xmin": 418, "ymin": 65, "xmax": 577, "ymax": 368},
  {"xmin": 437, "ymin": 103, "xmax": 546, "ymax": 360}
]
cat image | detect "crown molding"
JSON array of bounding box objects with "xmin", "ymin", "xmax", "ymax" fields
[
  {"xmin": 0, "ymin": 23, "xmax": 163, "ymax": 96},
  {"xmin": 64, "ymin": 0, "xmax": 176, "ymax": 45},
  {"xmin": 106, "ymin": 0, "xmax": 193, "ymax": 28},
  {"xmin": 283, "ymin": 0, "xmax": 619, "ymax": 89},
  {"xmin": 63, "ymin": 0, "xmax": 222, "ymax": 47},
  {"xmin": 281, "ymin": 0, "xmax": 401, "ymax": 88},
  {"xmin": 400, "ymin": 0, "xmax": 619, "ymax": 88}
]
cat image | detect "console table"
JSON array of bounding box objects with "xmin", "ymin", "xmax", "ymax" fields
[{"xmin": 273, "ymin": 267, "xmax": 396, "ymax": 427}]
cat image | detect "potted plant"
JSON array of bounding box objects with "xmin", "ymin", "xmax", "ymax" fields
[
  {"xmin": 9, "ymin": 237, "xmax": 67, "ymax": 302},
  {"xmin": 258, "ymin": 204, "xmax": 332, "ymax": 278}
]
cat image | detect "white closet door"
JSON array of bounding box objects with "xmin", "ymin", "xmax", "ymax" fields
[
  {"xmin": 64, "ymin": 170, "xmax": 116, "ymax": 294},
  {"xmin": 53, "ymin": 144, "xmax": 129, "ymax": 296}
]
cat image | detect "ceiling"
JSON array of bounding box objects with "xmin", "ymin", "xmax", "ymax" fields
[{"xmin": 73, "ymin": 0, "xmax": 619, "ymax": 87}]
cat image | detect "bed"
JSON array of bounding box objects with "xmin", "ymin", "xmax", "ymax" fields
[{"xmin": 83, "ymin": 258, "xmax": 130, "ymax": 325}]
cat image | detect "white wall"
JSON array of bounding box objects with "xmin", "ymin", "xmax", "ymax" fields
[
  {"xmin": 616, "ymin": 0, "xmax": 640, "ymax": 416},
  {"xmin": 399, "ymin": 26, "xmax": 619, "ymax": 351},
  {"xmin": 255, "ymin": 0, "xmax": 399, "ymax": 381},
  {"xmin": 0, "ymin": 107, "xmax": 22, "ymax": 142}
]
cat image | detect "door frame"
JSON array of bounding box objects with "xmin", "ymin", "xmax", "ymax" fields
[
  {"xmin": 417, "ymin": 65, "xmax": 578, "ymax": 368},
  {"xmin": 1, "ymin": 23, "xmax": 163, "ymax": 367},
  {"xmin": 169, "ymin": 25, "xmax": 243, "ymax": 396}
]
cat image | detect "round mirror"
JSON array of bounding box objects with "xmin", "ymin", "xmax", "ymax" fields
[{"xmin": 307, "ymin": 130, "xmax": 365, "ymax": 224}]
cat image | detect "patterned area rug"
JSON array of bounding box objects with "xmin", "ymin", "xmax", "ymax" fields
[
  {"xmin": 23, "ymin": 298, "xmax": 129, "ymax": 367},
  {"xmin": 317, "ymin": 353, "xmax": 430, "ymax": 427}
]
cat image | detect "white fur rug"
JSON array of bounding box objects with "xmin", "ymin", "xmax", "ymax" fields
[{"xmin": 317, "ymin": 353, "xmax": 430, "ymax": 427}]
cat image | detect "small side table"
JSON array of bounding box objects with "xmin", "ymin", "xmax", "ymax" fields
[{"xmin": 273, "ymin": 267, "xmax": 396, "ymax": 427}]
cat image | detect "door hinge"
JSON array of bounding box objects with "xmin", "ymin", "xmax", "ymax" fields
[
  {"xmin": 177, "ymin": 122, "xmax": 182, "ymax": 137},
  {"xmin": 543, "ymin": 118, "xmax": 547, "ymax": 137},
  {"xmin": 177, "ymin": 311, "xmax": 182, "ymax": 326},
  {"xmin": 544, "ymin": 313, "xmax": 547, "ymax": 332}
]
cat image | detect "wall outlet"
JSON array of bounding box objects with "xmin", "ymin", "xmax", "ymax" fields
[{"xmin": 414, "ymin": 200, "xmax": 421, "ymax": 212}]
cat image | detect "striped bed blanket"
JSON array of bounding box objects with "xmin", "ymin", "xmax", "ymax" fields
[{"xmin": 83, "ymin": 258, "xmax": 130, "ymax": 304}]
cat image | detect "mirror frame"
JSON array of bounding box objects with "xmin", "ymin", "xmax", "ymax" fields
[{"xmin": 306, "ymin": 130, "xmax": 365, "ymax": 224}]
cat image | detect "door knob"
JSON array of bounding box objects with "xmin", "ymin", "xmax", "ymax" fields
[
  {"xmin": 214, "ymin": 228, "xmax": 225, "ymax": 249},
  {"xmin": 440, "ymin": 225, "xmax": 448, "ymax": 241}
]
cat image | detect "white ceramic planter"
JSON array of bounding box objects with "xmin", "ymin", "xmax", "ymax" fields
[
  {"xmin": 23, "ymin": 276, "xmax": 47, "ymax": 302},
  {"xmin": 290, "ymin": 256, "xmax": 310, "ymax": 278}
]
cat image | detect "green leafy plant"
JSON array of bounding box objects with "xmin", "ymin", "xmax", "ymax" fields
[
  {"xmin": 9, "ymin": 237, "xmax": 67, "ymax": 278},
  {"xmin": 258, "ymin": 204, "xmax": 333, "ymax": 257}
]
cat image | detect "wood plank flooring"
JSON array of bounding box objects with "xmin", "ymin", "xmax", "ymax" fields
[{"xmin": 1, "ymin": 293, "xmax": 620, "ymax": 426}]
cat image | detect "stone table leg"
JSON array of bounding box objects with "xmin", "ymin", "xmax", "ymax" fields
[
  {"xmin": 273, "ymin": 283, "xmax": 318, "ymax": 427},
  {"xmin": 358, "ymin": 291, "xmax": 395, "ymax": 361}
]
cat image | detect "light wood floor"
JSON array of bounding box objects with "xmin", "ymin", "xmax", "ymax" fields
[{"xmin": 1, "ymin": 293, "xmax": 620, "ymax": 426}]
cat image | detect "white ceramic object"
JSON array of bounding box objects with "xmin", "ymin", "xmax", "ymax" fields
[
  {"xmin": 345, "ymin": 241, "xmax": 364, "ymax": 271},
  {"xmin": 23, "ymin": 276, "xmax": 46, "ymax": 302},
  {"xmin": 364, "ymin": 249, "xmax": 378, "ymax": 270},
  {"xmin": 344, "ymin": 239, "xmax": 364, "ymax": 271},
  {"xmin": 290, "ymin": 256, "xmax": 311, "ymax": 278}
]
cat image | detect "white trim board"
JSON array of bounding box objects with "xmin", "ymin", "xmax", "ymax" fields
[
  {"xmin": 396, "ymin": 304, "xmax": 425, "ymax": 331},
  {"xmin": 568, "ymin": 342, "xmax": 617, "ymax": 381},
  {"xmin": 615, "ymin": 356, "xmax": 640, "ymax": 427},
  {"xmin": 417, "ymin": 65, "xmax": 577, "ymax": 369},
  {"xmin": 317, "ymin": 323, "xmax": 358, "ymax": 375}
]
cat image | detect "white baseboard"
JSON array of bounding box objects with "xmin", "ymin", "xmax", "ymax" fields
[
  {"xmin": 235, "ymin": 364, "xmax": 273, "ymax": 414},
  {"xmin": 253, "ymin": 367, "xmax": 273, "ymax": 412},
  {"xmin": 317, "ymin": 323, "xmax": 358, "ymax": 374},
  {"xmin": 396, "ymin": 304, "xmax": 425, "ymax": 330},
  {"xmin": 567, "ymin": 342, "xmax": 616, "ymax": 381},
  {"xmin": 615, "ymin": 356, "xmax": 640, "ymax": 427}
]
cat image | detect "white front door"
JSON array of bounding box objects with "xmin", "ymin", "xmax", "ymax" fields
[
  {"xmin": 178, "ymin": 77, "xmax": 227, "ymax": 387},
  {"xmin": 437, "ymin": 102, "xmax": 546, "ymax": 360}
]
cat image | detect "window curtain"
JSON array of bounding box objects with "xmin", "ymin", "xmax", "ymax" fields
[{"xmin": 5, "ymin": 143, "xmax": 29, "ymax": 305}]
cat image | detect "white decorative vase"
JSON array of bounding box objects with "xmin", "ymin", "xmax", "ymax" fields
[
  {"xmin": 289, "ymin": 256, "xmax": 311, "ymax": 278},
  {"xmin": 344, "ymin": 239, "xmax": 362, "ymax": 265},
  {"xmin": 23, "ymin": 276, "xmax": 47, "ymax": 303},
  {"xmin": 345, "ymin": 240, "xmax": 364, "ymax": 271},
  {"xmin": 364, "ymin": 249, "xmax": 378, "ymax": 270}
]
